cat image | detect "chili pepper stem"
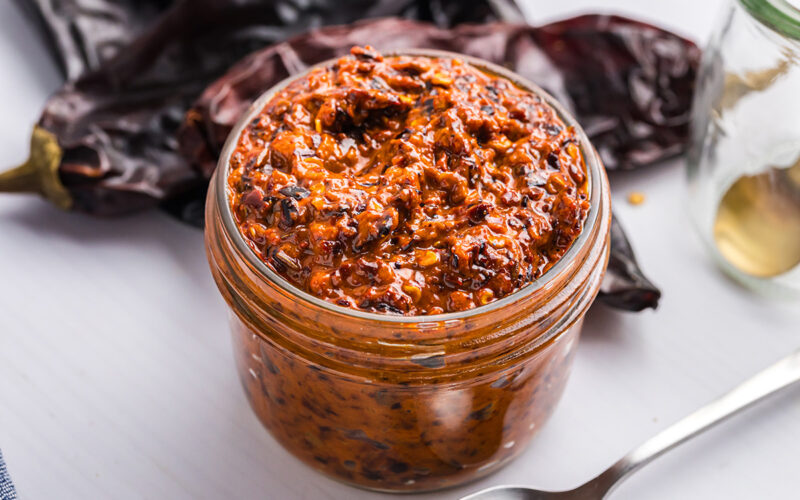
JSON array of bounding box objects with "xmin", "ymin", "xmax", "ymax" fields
[
  {"xmin": 0, "ymin": 126, "xmax": 72, "ymax": 209},
  {"xmin": 0, "ymin": 162, "xmax": 39, "ymax": 192}
]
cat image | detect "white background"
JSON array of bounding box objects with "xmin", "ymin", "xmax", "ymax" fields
[{"xmin": 1, "ymin": 1, "xmax": 799, "ymax": 499}]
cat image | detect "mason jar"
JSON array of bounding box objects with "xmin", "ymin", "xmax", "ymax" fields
[
  {"xmin": 204, "ymin": 52, "xmax": 612, "ymax": 492},
  {"xmin": 687, "ymin": 0, "xmax": 800, "ymax": 295}
]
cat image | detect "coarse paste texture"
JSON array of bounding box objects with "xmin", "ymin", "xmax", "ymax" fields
[
  {"xmin": 229, "ymin": 47, "xmax": 589, "ymax": 315},
  {"xmin": 231, "ymin": 317, "xmax": 580, "ymax": 491}
]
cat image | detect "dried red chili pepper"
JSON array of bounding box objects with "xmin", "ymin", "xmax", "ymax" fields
[
  {"xmin": 602, "ymin": 215, "xmax": 661, "ymax": 311},
  {"xmin": 3, "ymin": 0, "xmax": 509, "ymax": 222},
  {"xmin": 11, "ymin": 0, "xmax": 172, "ymax": 80},
  {"xmin": 530, "ymin": 15, "xmax": 702, "ymax": 171}
]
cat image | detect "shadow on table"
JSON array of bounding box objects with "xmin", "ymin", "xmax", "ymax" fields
[
  {"xmin": 581, "ymin": 302, "xmax": 650, "ymax": 346},
  {"xmin": 3, "ymin": 197, "xmax": 210, "ymax": 292}
]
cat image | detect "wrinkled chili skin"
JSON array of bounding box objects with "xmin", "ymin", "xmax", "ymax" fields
[{"xmin": 228, "ymin": 47, "xmax": 589, "ymax": 315}]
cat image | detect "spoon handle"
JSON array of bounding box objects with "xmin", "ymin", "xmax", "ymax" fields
[{"xmin": 586, "ymin": 348, "xmax": 800, "ymax": 498}]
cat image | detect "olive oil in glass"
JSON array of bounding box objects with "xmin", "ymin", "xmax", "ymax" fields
[
  {"xmin": 713, "ymin": 161, "xmax": 800, "ymax": 278},
  {"xmin": 688, "ymin": 0, "xmax": 800, "ymax": 295}
]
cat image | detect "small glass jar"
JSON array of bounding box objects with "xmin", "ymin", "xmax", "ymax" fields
[
  {"xmin": 205, "ymin": 52, "xmax": 612, "ymax": 492},
  {"xmin": 688, "ymin": 0, "xmax": 800, "ymax": 295}
]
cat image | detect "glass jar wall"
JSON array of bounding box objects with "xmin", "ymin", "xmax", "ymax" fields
[
  {"xmin": 688, "ymin": 0, "xmax": 800, "ymax": 295},
  {"xmin": 204, "ymin": 53, "xmax": 612, "ymax": 492}
]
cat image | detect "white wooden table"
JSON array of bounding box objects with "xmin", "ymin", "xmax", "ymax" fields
[{"xmin": 1, "ymin": 1, "xmax": 799, "ymax": 499}]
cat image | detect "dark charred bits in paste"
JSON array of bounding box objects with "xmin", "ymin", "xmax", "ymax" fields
[{"xmin": 229, "ymin": 46, "xmax": 589, "ymax": 315}]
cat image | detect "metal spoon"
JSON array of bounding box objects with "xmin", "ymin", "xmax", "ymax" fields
[{"xmin": 462, "ymin": 348, "xmax": 800, "ymax": 500}]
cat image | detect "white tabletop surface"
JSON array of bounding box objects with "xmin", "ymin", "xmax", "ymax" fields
[{"xmin": 1, "ymin": 1, "xmax": 799, "ymax": 499}]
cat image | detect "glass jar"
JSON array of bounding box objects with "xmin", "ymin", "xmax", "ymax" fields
[
  {"xmin": 687, "ymin": 0, "xmax": 800, "ymax": 295},
  {"xmin": 204, "ymin": 52, "xmax": 612, "ymax": 492}
]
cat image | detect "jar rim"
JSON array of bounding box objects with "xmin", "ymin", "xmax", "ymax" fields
[
  {"xmin": 740, "ymin": 0, "xmax": 800, "ymax": 39},
  {"xmin": 214, "ymin": 49, "xmax": 604, "ymax": 324}
]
